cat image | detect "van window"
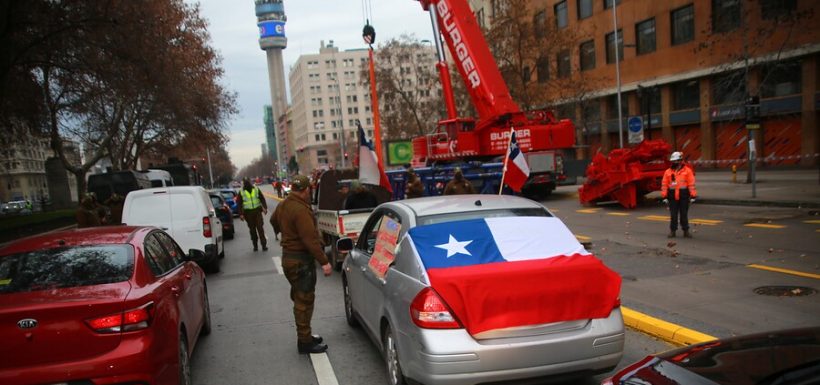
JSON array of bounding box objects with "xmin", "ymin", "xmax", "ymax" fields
[
  {"xmin": 127, "ymin": 194, "xmax": 170, "ymax": 224},
  {"xmin": 170, "ymin": 194, "xmax": 199, "ymax": 221}
]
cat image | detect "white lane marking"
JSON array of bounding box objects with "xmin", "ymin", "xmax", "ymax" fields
[
  {"xmin": 272, "ymin": 256, "xmax": 283, "ymax": 275},
  {"xmin": 310, "ymin": 352, "xmax": 339, "ymax": 385}
]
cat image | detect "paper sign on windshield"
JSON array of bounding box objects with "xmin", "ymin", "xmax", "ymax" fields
[{"xmin": 368, "ymin": 216, "xmax": 401, "ymax": 279}]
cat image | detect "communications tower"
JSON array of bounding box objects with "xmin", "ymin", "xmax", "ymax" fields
[{"xmin": 255, "ymin": 0, "xmax": 287, "ymax": 175}]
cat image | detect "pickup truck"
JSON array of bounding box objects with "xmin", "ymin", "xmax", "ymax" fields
[{"xmin": 314, "ymin": 169, "xmax": 390, "ymax": 270}]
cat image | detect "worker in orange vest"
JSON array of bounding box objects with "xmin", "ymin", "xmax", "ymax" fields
[{"xmin": 661, "ymin": 151, "xmax": 697, "ymax": 238}]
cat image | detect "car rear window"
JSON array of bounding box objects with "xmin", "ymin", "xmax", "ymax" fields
[
  {"xmin": 0, "ymin": 245, "xmax": 133, "ymax": 294},
  {"xmin": 220, "ymin": 191, "xmax": 234, "ymax": 200},
  {"xmin": 210, "ymin": 196, "xmax": 222, "ymax": 207},
  {"xmin": 417, "ymin": 208, "xmax": 551, "ymax": 226}
]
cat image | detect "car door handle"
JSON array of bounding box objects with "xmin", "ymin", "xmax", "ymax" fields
[{"xmin": 171, "ymin": 286, "xmax": 181, "ymax": 296}]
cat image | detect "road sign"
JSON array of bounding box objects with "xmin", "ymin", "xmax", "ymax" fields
[
  {"xmin": 628, "ymin": 116, "xmax": 644, "ymax": 144},
  {"xmin": 387, "ymin": 141, "xmax": 413, "ymax": 165}
]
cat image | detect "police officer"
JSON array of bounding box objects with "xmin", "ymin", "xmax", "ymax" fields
[
  {"xmin": 76, "ymin": 194, "xmax": 101, "ymax": 228},
  {"xmin": 270, "ymin": 175, "xmax": 332, "ymax": 354},
  {"xmin": 661, "ymin": 151, "xmax": 697, "ymax": 238},
  {"xmin": 405, "ymin": 167, "xmax": 424, "ymax": 198},
  {"xmin": 444, "ymin": 167, "xmax": 476, "ymax": 195},
  {"xmin": 343, "ymin": 180, "xmax": 379, "ymax": 209},
  {"xmin": 238, "ymin": 178, "xmax": 269, "ymax": 251}
]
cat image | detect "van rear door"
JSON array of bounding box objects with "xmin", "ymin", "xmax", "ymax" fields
[
  {"xmin": 168, "ymin": 190, "xmax": 205, "ymax": 253},
  {"xmin": 123, "ymin": 189, "xmax": 172, "ymax": 231}
]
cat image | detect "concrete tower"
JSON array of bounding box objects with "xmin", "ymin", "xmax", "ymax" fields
[{"xmin": 255, "ymin": 0, "xmax": 288, "ymax": 175}]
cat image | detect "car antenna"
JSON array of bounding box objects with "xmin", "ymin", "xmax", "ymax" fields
[{"xmin": 474, "ymin": 200, "xmax": 482, "ymax": 206}]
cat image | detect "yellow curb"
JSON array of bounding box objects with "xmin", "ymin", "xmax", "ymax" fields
[
  {"xmin": 621, "ymin": 307, "xmax": 717, "ymax": 346},
  {"xmin": 747, "ymin": 264, "xmax": 820, "ymax": 280},
  {"xmin": 262, "ymin": 192, "xmax": 283, "ymax": 201},
  {"xmin": 575, "ymin": 234, "xmax": 591, "ymax": 241},
  {"xmin": 576, "ymin": 209, "xmax": 600, "ymax": 214},
  {"xmin": 744, "ymin": 223, "xmax": 786, "ymax": 229},
  {"xmin": 607, "ymin": 212, "xmax": 630, "ymax": 216}
]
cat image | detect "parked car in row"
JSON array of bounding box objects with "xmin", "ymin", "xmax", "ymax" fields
[
  {"xmin": 216, "ymin": 189, "xmax": 239, "ymax": 216},
  {"xmin": 0, "ymin": 226, "xmax": 211, "ymax": 385},
  {"xmin": 209, "ymin": 192, "xmax": 235, "ymax": 240},
  {"xmin": 122, "ymin": 186, "xmax": 224, "ymax": 273},
  {"xmin": 337, "ymin": 195, "xmax": 624, "ymax": 385},
  {"xmin": 603, "ymin": 327, "xmax": 820, "ymax": 385}
]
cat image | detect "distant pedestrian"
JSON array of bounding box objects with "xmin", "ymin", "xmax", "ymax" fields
[
  {"xmin": 238, "ymin": 177, "xmax": 269, "ymax": 251},
  {"xmin": 275, "ymin": 180, "xmax": 284, "ymax": 198},
  {"xmin": 343, "ymin": 180, "xmax": 379, "ymax": 209},
  {"xmin": 76, "ymin": 194, "xmax": 101, "ymax": 228},
  {"xmin": 662, "ymin": 151, "xmax": 697, "ymax": 238},
  {"xmin": 336, "ymin": 181, "xmax": 351, "ymax": 209},
  {"xmin": 270, "ymin": 174, "xmax": 332, "ymax": 354},
  {"xmin": 444, "ymin": 167, "xmax": 475, "ymax": 195},
  {"xmin": 405, "ymin": 167, "xmax": 424, "ymax": 199}
]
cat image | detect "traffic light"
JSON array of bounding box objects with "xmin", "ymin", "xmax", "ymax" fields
[
  {"xmin": 344, "ymin": 152, "xmax": 349, "ymax": 159},
  {"xmin": 746, "ymin": 95, "xmax": 760, "ymax": 129}
]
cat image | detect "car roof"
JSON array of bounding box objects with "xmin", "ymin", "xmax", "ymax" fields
[
  {"xmin": 383, "ymin": 194, "xmax": 544, "ymax": 218},
  {"xmin": 0, "ymin": 226, "xmax": 151, "ymax": 256},
  {"xmin": 128, "ymin": 186, "xmax": 206, "ymax": 195}
]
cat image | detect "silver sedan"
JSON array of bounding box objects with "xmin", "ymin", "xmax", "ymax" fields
[{"xmin": 338, "ymin": 195, "xmax": 624, "ymax": 385}]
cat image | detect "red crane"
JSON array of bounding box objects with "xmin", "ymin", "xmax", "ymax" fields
[{"xmin": 411, "ymin": 0, "xmax": 576, "ymax": 197}]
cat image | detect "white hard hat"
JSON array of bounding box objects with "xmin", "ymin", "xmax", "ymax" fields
[{"xmin": 669, "ymin": 151, "xmax": 683, "ymax": 162}]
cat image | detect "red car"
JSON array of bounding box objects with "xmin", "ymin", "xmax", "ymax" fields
[{"xmin": 0, "ymin": 226, "xmax": 211, "ymax": 385}]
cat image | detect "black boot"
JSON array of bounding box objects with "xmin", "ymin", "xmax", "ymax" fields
[
  {"xmin": 312, "ymin": 334, "xmax": 323, "ymax": 344},
  {"xmin": 683, "ymin": 230, "xmax": 692, "ymax": 238},
  {"xmin": 668, "ymin": 230, "xmax": 676, "ymax": 238},
  {"xmin": 253, "ymin": 244, "xmax": 258, "ymax": 251},
  {"xmin": 298, "ymin": 341, "xmax": 328, "ymax": 354},
  {"xmin": 262, "ymin": 244, "xmax": 268, "ymax": 251}
]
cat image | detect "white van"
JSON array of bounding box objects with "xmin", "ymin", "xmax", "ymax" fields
[
  {"xmin": 122, "ymin": 186, "xmax": 223, "ymax": 273},
  {"xmin": 140, "ymin": 169, "xmax": 174, "ymax": 188}
]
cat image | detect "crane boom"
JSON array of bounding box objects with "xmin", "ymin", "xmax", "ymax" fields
[{"xmin": 418, "ymin": 0, "xmax": 519, "ymax": 121}]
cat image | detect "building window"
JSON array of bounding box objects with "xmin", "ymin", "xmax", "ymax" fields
[
  {"xmin": 577, "ymin": 0, "xmax": 593, "ymax": 20},
  {"xmin": 635, "ymin": 18, "xmax": 656, "ymax": 55},
  {"xmin": 671, "ymin": 4, "xmax": 695, "ymax": 45},
  {"xmin": 712, "ymin": 0, "xmax": 740, "ymax": 33},
  {"xmin": 321, "ymin": 134, "xmax": 326, "ymax": 140},
  {"xmin": 582, "ymin": 100, "xmax": 602, "ymax": 124},
  {"xmin": 555, "ymin": 1, "xmax": 568, "ymax": 29},
  {"xmin": 580, "ymin": 40, "xmax": 595, "ymax": 71},
  {"xmin": 760, "ymin": 0, "xmax": 796, "ymax": 20},
  {"xmin": 637, "ymin": 86, "xmax": 662, "ymax": 114},
  {"xmin": 760, "ymin": 59, "xmax": 801, "ymax": 98},
  {"xmin": 711, "ymin": 71, "xmax": 746, "ymax": 105},
  {"xmin": 534, "ymin": 10, "xmax": 546, "ymax": 38},
  {"xmin": 536, "ymin": 56, "xmax": 550, "ymax": 83},
  {"xmin": 606, "ymin": 94, "xmax": 628, "ymax": 119},
  {"xmin": 605, "ymin": 30, "xmax": 623, "ymax": 63},
  {"xmin": 557, "ymin": 50, "xmax": 571, "ymax": 78},
  {"xmin": 604, "ymin": 0, "xmax": 620, "ymax": 9},
  {"xmin": 671, "ymin": 79, "xmax": 700, "ymax": 110},
  {"xmin": 314, "ymin": 134, "xmax": 320, "ymax": 142}
]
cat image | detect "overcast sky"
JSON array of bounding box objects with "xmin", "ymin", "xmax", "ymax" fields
[{"xmin": 193, "ymin": 0, "xmax": 434, "ymax": 170}]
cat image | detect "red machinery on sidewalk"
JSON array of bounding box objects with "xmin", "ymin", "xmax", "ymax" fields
[{"xmin": 578, "ymin": 139, "xmax": 672, "ymax": 208}]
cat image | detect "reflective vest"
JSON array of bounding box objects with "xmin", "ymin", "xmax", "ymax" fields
[{"xmin": 241, "ymin": 188, "xmax": 262, "ymax": 210}]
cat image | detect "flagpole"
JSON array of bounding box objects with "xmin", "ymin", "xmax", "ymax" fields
[{"xmin": 498, "ymin": 127, "xmax": 515, "ymax": 195}]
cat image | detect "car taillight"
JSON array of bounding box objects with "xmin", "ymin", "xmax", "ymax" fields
[
  {"xmin": 410, "ymin": 287, "xmax": 461, "ymax": 329},
  {"xmin": 86, "ymin": 303, "xmax": 154, "ymax": 333},
  {"xmin": 203, "ymin": 216, "xmax": 212, "ymax": 238}
]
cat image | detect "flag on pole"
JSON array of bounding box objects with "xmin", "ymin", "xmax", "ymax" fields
[
  {"xmin": 503, "ymin": 129, "xmax": 530, "ymax": 192},
  {"xmin": 357, "ymin": 123, "xmax": 393, "ymax": 192}
]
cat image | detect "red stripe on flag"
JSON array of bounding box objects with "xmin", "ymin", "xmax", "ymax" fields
[{"xmin": 426, "ymin": 254, "xmax": 621, "ymax": 335}]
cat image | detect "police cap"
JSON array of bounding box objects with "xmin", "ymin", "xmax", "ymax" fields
[{"xmin": 291, "ymin": 175, "xmax": 310, "ymax": 191}]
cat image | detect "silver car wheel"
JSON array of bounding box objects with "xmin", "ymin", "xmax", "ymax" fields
[{"xmin": 384, "ymin": 325, "xmax": 405, "ymax": 385}]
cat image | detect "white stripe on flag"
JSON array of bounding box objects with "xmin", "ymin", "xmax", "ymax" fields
[{"xmin": 485, "ymin": 217, "xmax": 588, "ymax": 261}]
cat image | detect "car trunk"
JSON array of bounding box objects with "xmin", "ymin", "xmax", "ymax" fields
[{"xmin": 0, "ymin": 281, "xmax": 132, "ymax": 369}]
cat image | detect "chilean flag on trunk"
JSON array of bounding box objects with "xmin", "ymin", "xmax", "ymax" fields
[
  {"xmin": 357, "ymin": 123, "xmax": 393, "ymax": 192},
  {"xmin": 407, "ymin": 216, "xmax": 621, "ymax": 335},
  {"xmin": 503, "ymin": 128, "xmax": 529, "ymax": 192}
]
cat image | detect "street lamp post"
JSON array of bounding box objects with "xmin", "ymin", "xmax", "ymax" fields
[{"xmin": 611, "ymin": 1, "xmax": 624, "ymax": 148}]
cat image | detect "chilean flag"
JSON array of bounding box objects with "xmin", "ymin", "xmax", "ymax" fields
[
  {"xmin": 408, "ymin": 216, "xmax": 621, "ymax": 335},
  {"xmin": 503, "ymin": 128, "xmax": 529, "ymax": 192},
  {"xmin": 357, "ymin": 123, "xmax": 392, "ymax": 193}
]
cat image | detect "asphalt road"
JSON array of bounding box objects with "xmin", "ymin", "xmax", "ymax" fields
[
  {"xmin": 189, "ymin": 187, "xmax": 675, "ymax": 385},
  {"xmin": 543, "ymin": 186, "xmax": 820, "ymax": 338}
]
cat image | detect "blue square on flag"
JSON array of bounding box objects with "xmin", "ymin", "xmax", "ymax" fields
[{"xmin": 409, "ymin": 219, "xmax": 504, "ymax": 269}]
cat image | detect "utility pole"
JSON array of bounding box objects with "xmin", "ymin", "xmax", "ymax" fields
[
  {"xmin": 206, "ymin": 147, "xmax": 214, "ymax": 189},
  {"xmin": 611, "ymin": 1, "xmax": 624, "ymax": 148}
]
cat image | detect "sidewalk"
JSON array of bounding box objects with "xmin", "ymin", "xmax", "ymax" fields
[{"xmin": 573, "ymin": 168, "xmax": 820, "ymax": 209}]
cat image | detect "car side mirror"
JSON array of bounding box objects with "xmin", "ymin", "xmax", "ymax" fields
[
  {"xmin": 187, "ymin": 249, "xmax": 206, "ymax": 262},
  {"xmin": 336, "ymin": 237, "xmax": 354, "ymax": 253}
]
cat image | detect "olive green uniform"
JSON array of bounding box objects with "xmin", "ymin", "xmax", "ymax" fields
[
  {"xmin": 444, "ymin": 177, "xmax": 476, "ymax": 195},
  {"xmin": 405, "ymin": 174, "xmax": 424, "ymax": 198},
  {"xmin": 270, "ymin": 191, "xmax": 328, "ymax": 344}
]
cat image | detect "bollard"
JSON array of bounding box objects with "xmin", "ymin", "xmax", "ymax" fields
[{"xmin": 731, "ymin": 164, "xmax": 737, "ymax": 183}]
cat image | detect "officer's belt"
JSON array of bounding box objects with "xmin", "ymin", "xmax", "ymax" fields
[{"xmin": 282, "ymin": 252, "xmax": 313, "ymax": 263}]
